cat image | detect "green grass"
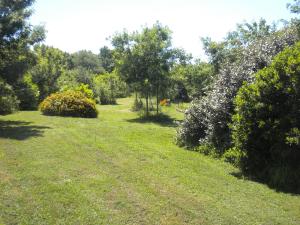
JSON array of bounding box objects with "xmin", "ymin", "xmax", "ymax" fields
[{"xmin": 0, "ymin": 97, "xmax": 299, "ymax": 225}]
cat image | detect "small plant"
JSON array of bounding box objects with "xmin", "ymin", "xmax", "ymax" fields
[
  {"xmin": 222, "ymin": 147, "xmax": 245, "ymax": 167},
  {"xmin": 39, "ymin": 90, "xmax": 98, "ymax": 118},
  {"xmin": 131, "ymin": 98, "xmax": 143, "ymax": 112}
]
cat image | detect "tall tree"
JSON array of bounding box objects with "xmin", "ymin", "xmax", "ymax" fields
[
  {"xmin": 99, "ymin": 46, "xmax": 115, "ymax": 73},
  {"xmin": 0, "ymin": 0, "xmax": 45, "ymax": 84},
  {"xmin": 112, "ymin": 23, "xmax": 178, "ymax": 116}
]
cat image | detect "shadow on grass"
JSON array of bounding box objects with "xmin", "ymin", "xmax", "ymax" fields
[
  {"xmin": 0, "ymin": 120, "xmax": 50, "ymax": 140},
  {"xmin": 126, "ymin": 113, "xmax": 181, "ymax": 127},
  {"xmin": 230, "ymin": 171, "xmax": 300, "ymax": 195}
]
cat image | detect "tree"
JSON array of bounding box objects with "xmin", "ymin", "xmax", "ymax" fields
[
  {"xmin": 287, "ymin": 0, "xmax": 300, "ymax": 14},
  {"xmin": 66, "ymin": 50, "xmax": 105, "ymax": 88},
  {"xmin": 169, "ymin": 60, "xmax": 214, "ymax": 101},
  {"xmin": 0, "ymin": 0, "xmax": 45, "ymax": 113},
  {"xmin": 202, "ymin": 19, "xmax": 275, "ymax": 73},
  {"xmin": 0, "ymin": 0, "xmax": 45, "ymax": 84},
  {"xmin": 232, "ymin": 42, "xmax": 300, "ymax": 191},
  {"xmin": 112, "ymin": 22, "xmax": 178, "ymax": 116},
  {"xmin": 70, "ymin": 50, "xmax": 105, "ymax": 74},
  {"xmin": 93, "ymin": 71, "xmax": 128, "ymax": 105},
  {"xmin": 30, "ymin": 45, "xmax": 68, "ymax": 101},
  {"xmin": 99, "ymin": 46, "xmax": 115, "ymax": 73}
]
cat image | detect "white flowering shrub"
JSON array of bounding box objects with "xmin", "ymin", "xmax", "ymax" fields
[{"xmin": 176, "ymin": 25, "xmax": 299, "ymax": 153}]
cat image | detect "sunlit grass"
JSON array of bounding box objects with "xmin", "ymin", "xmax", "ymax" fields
[{"xmin": 0, "ymin": 97, "xmax": 299, "ymax": 224}]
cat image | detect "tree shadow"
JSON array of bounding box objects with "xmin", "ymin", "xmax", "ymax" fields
[
  {"xmin": 126, "ymin": 113, "xmax": 181, "ymax": 127},
  {"xmin": 230, "ymin": 171, "xmax": 300, "ymax": 195},
  {"xmin": 0, "ymin": 120, "xmax": 50, "ymax": 140}
]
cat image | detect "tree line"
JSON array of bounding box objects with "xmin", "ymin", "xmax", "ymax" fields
[{"xmin": 0, "ymin": 0, "xmax": 216, "ymax": 117}]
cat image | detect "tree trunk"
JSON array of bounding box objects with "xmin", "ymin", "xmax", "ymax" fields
[
  {"xmin": 156, "ymin": 83, "xmax": 159, "ymax": 115},
  {"xmin": 135, "ymin": 90, "xmax": 138, "ymax": 101},
  {"xmin": 146, "ymin": 91, "xmax": 149, "ymax": 117}
]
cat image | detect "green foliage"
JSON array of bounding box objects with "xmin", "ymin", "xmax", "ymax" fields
[
  {"xmin": 222, "ymin": 147, "xmax": 245, "ymax": 167},
  {"xmin": 70, "ymin": 50, "xmax": 105, "ymax": 75},
  {"xmin": 0, "ymin": 0, "xmax": 44, "ymax": 115},
  {"xmin": 112, "ymin": 22, "xmax": 183, "ymax": 116},
  {"xmin": 93, "ymin": 72, "xmax": 128, "ymax": 105},
  {"xmin": 287, "ymin": 0, "xmax": 300, "ymax": 14},
  {"xmin": 57, "ymin": 69, "xmax": 80, "ymax": 91},
  {"xmin": 0, "ymin": 79, "xmax": 19, "ymax": 115},
  {"xmin": 99, "ymin": 46, "xmax": 115, "ymax": 73},
  {"xmin": 232, "ymin": 42, "xmax": 300, "ymax": 191},
  {"xmin": 39, "ymin": 90, "xmax": 98, "ymax": 118},
  {"xmin": 30, "ymin": 45, "xmax": 68, "ymax": 101},
  {"xmin": 75, "ymin": 83, "xmax": 94, "ymax": 99},
  {"xmin": 202, "ymin": 19, "xmax": 276, "ymax": 73},
  {"xmin": 0, "ymin": 0, "xmax": 45, "ymax": 85},
  {"xmin": 178, "ymin": 24, "xmax": 299, "ymax": 151},
  {"xmin": 194, "ymin": 144, "xmax": 219, "ymax": 158},
  {"xmin": 14, "ymin": 74, "xmax": 39, "ymax": 110},
  {"xmin": 170, "ymin": 61, "xmax": 214, "ymax": 101}
]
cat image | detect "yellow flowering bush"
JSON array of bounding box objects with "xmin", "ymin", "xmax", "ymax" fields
[{"xmin": 39, "ymin": 90, "xmax": 98, "ymax": 118}]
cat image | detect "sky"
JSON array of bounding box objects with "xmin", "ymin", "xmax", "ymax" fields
[{"xmin": 30, "ymin": 0, "xmax": 294, "ymax": 59}]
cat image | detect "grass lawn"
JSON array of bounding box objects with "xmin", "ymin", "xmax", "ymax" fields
[{"xmin": 0, "ymin": 97, "xmax": 299, "ymax": 225}]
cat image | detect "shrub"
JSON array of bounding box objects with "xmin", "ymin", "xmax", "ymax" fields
[
  {"xmin": 39, "ymin": 90, "xmax": 98, "ymax": 118},
  {"xmin": 177, "ymin": 25, "xmax": 299, "ymax": 153},
  {"xmin": 14, "ymin": 74, "xmax": 39, "ymax": 110},
  {"xmin": 222, "ymin": 147, "xmax": 244, "ymax": 167},
  {"xmin": 0, "ymin": 79, "xmax": 19, "ymax": 115},
  {"xmin": 231, "ymin": 42, "xmax": 300, "ymax": 191},
  {"xmin": 75, "ymin": 83, "xmax": 94, "ymax": 99}
]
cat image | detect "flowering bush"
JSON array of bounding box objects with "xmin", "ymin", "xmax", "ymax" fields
[
  {"xmin": 39, "ymin": 90, "xmax": 98, "ymax": 118},
  {"xmin": 177, "ymin": 25, "xmax": 299, "ymax": 153}
]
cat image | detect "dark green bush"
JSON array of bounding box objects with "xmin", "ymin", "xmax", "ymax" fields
[
  {"xmin": 14, "ymin": 75, "xmax": 39, "ymax": 110},
  {"xmin": 0, "ymin": 80, "xmax": 19, "ymax": 115},
  {"xmin": 39, "ymin": 90, "xmax": 98, "ymax": 118},
  {"xmin": 232, "ymin": 42, "xmax": 300, "ymax": 191}
]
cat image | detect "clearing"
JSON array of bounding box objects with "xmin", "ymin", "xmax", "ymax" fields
[{"xmin": 0, "ymin": 98, "xmax": 299, "ymax": 224}]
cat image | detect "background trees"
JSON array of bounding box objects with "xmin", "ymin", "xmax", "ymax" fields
[
  {"xmin": 99, "ymin": 46, "xmax": 115, "ymax": 73},
  {"xmin": 0, "ymin": 0, "xmax": 45, "ymax": 113},
  {"xmin": 29, "ymin": 45, "xmax": 68, "ymax": 102},
  {"xmin": 169, "ymin": 61, "xmax": 214, "ymax": 101},
  {"xmin": 201, "ymin": 19, "xmax": 276, "ymax": 73},
  {"xmin": 93, "ymin": 71, "xmax": 128, "ymax": 105}
]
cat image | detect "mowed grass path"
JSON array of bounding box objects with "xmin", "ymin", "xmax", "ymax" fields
[{"xmin": 0, "ymin": 98, "xmax": 299, "ymax": 225}]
